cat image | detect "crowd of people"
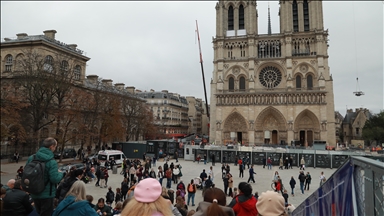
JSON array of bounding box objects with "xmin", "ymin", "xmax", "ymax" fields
[{"xmin": 1, "ymin": 137, "xmax": 329, "ymax": 216}]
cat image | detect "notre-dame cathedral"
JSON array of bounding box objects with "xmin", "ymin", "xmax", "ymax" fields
[{"xmin": 209, "ymin": 0, "xmax": 336, "ymax": 146}]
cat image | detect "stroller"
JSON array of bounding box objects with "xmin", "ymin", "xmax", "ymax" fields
[{"xmin": 194, "ymin": 177, "xmax": 203, "ymax": 190}]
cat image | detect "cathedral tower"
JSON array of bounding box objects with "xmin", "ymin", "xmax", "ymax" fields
[{"xmin": 210, "ymin": 0, "xmax": 336, "ymax": 147}]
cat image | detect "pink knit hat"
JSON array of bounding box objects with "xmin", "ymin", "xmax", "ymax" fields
[{"xmin": 134, "ymin": 178, "xmax": 162, "ymax": 203}]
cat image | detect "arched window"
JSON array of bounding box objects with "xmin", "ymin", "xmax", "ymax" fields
[
  {"xmin": 296, "ymin": 75, "xmax": 301, "ymax": 89},
  {"xmin": 292, "ymin": 0, "xmax": 298, "ymax": 32},
  {"xmin": 239, "ymin": 77, "xmax": 246, "ymax": 90},
  {"xmin": 60, "ymin": 60, "xmax": 69, "ymax": 72},
  {"xmin": 74, "ymin": 65, "xmax": 81, "ymax": 80},
  {"xmin": 229, "ymin": 77, "xmax": 234, "ymax": 91},
  {"xmin": 303, "ymin": 0, "xmax": 310, "ymax": 31},
  {"xmin": 228, "ymin": 6, "xmax": 234, "ymax": 30},
  {"xmin": 239, "ymin": 5, "xmax": 245, "ymax": 29},
  {"xmin": 44, "ymin": 55, "xmax": 54, "ymax": 72},
  {"xmin": 5, "ymin": 55, "xmax": 13, "ymax": 72},
  {"xmin": 15, "ymin": 54, "xmax": 24, "ymax": 72},
  {"xmin": 307, "ymin": 75, "xmax": 313, "ymax": 89}
]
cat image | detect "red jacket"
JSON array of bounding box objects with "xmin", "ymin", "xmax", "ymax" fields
[{"xmin": 229, "ymin": 194, "xmax": 258, "ymax": 216}]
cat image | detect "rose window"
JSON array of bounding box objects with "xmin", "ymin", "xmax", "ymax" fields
[{"xmin": 259, "ymin": 66, "xmax": 282, "ymax": 88}]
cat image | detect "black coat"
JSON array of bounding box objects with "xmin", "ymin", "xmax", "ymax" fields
[
  {"xmin": 56, "ymin": 177, "xmax": 78, "ymax": 202},
  {"xmin": 2, "ymin": 188, "xmax": 34, "ymax": 216},
  {"xmin": 289, "ymin": 178, "xmax": 296, "ymax": 188}
]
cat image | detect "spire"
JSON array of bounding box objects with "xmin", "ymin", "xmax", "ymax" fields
[{"xmin": 268, "ymin": 2, "xmax": 272, "ymax": 35}]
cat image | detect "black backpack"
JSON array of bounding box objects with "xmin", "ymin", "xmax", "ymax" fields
[
  {"xmin": 107, "ymin": 191, "xmax": 115, "ymax": 203},
  {"xmin": 22, "ymin": 155, "xmax": 52, "ymax": 194}
]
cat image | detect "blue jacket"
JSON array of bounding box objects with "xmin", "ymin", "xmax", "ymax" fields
[
  {"xmin": 26, "ymin": 147, "xmax": 64, "ymax": 199},
  {"xmin": 52, "ymin": 195, "xmax": 98, "ymax": 216}
]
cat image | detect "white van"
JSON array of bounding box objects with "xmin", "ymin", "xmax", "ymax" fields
[{"xmin": 97, "ymin": 150, "xmax": 126, "ymax": 167}]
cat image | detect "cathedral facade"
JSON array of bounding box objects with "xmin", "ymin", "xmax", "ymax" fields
[{"xmin": 209, "ymin": 0, "xmax": 336, "ymax": 146}]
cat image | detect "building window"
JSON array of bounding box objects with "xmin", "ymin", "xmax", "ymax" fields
[
  {"xmin": 5, "ymin": 55, "xmax": 13, "ymax": 72},
  {"xmin": 356, "ymin": 128, "xmax": 359, "ymax": 135},
  {"xmin": 44, "ymin": 55, "xmax": 54, "ymax": 72},
  {"xmin": 296, "ymin": 75, "xmax": 301, "ymax": 89},
  {"xmin": 307, "ymin": 75, "xmax": 313, "ymax": 89},
  {"xmin": 60, "ymin": 60, "xmax": 69, "ymax": 73},
  {"xmin": 229, "ymin": 77, "xmax": 234, "ymax": 91},
  {"xmin": 292, "ymin": 0, "xmax": 299, "ymax": 32},
  {"xmin": 239, "ymin": 4, "xmax": 245, "ymax": 29},
  {"xmin": 228, "ymin": 6, "xmax": 234, "ymax": 30},
  {"xmin": 239, "ymin": 77, "xmax": 246, "ymax": 90},
  {"xmin": 303, "ymin": 0, "xmax": 310, "ymax": 31},
  {"xmin": 74, "ymin": 65, "xmax": 81, "ymax": 80}
]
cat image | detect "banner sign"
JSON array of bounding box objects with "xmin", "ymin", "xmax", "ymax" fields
[{"xmin": 293, "ymin": 159, "xmax": 354, "ymax": 216}]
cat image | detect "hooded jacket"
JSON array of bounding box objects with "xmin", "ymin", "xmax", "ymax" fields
[
  {"xmin": 228, "ymin": 194, "xmax": 258, "ymax": 216},
  {"xmin": 52, "ymin": 195, "xmax": 98, "ymax": 216},
  {"xmin": 26, "ymin": 147, "xmax": 63, "ymax": 199},
  {"xmin": 193, "ymin": 201, "xmax": 235, "ymax": 216}
]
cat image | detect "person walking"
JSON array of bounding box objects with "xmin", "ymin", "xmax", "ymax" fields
[
  {"xmin": 319, "ymin": 171, "xmax": 326, "ymax": 187},
  {"xmin": 174, "ymin": 151, "xmax": 179, "ymax": 163},
  {"xmin": 239, "ymin": 162, "xmax": 244, "ymax": 178},
  {"xmin": 211, "ymin": 153, "xmax": 216, "ymax": 166},
  {"xmin": 187, "ymin": 179, "xmax": 197, "ymax": 206},
  {"xmin": 25, "ymin": 137, "xmax": 63, "ymax": 216},
  {"xmin": 267, "ymin": 157, "xmax": 272, "ymax": 170},
  {"xmin": 300, "ymin": 157, "xmax": 306, "ymax": 170},
  {"xmin": 279, "ymin": 157, "xmax": 283, "ymax": 170},
  {"xmin": 166, "ymin": 168, "xmax": 173, "ymax": 189},
  {"xmin": 13, "ymin": 151, "xmax": 20, "ymax": 163},
  {"xmin": 203, "ymin": 154, "xmax": 207, "ymax": 165},
  {"xmin": 228, "ymin": 172, "xmax": 234, "ymax": 197},
  {"xmin": 208, "ymin": 166, "xmax": 214, "ymax": 183},
  {"xmin": 262, "ymin": 157, "xmax": 266, "ymax": 169},
  {"xmin": 298, "ymin": 171, "xmax": 306, "ymax": 194},
  {"xmin": 305, "ymin": 172, "xmax": 312, "ymax": 190},
  {"xmin": 289, "ymin": 157, "xmax": 293, "ymax": 169},
  {"xmin": 223, "ymin": 172, "xmax": 229, "ymax": 195},
  {"xmin": 289, "ymin": 176, "xmax": 296, "ymax": 197},
  {"xmin": 157, "ymin": 166, "xmax": 164, "ymax": 186},
  {"xmin": 247, "ymin": 165, "xmax": 256, "ymax": 183}
]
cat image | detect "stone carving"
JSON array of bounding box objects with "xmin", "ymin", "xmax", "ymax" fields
[
  {"xmin": 280, "ymin": 60, "xmax": 286, "ymax": 66},
  {"xmin": 243, "ymin": 63, "xmax": 249, "ymax": 68},
  {"xmin": 292, "ymin": 61, "xmax": 298, "ymax": 66},
  {"xmin": 233, "ymin": 67, "xmax": 240, "ymax": 75},
  {"xmin": 255, "ymin": 60, "xmax": 260, "ymax": 65},
  {"xmin": 216, "ymin": 120, "xmax": 222, "ymax": 130},
  {"xmin": 224, "ymin": 64, "xmax": 229, "ymax": 69},
  {"xmin": 249, "ymin": 120, "xmax": 254, "ymax": 130},
  {"xmin": 300, "ymin": 64, "xmax": 308, "ymax": 73},
  {"xmin": 310, "ymin": 60, "xmax": 316, "ymax": 65}
]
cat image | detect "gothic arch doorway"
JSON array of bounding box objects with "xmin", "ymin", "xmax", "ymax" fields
[
  {"xmin": 255, "ymin": 107, "xmax": 287, "ymax": 144},
  {"xmin": 223, "ymin": 111, "xmax": 248, "ymax": 144},
  {"xmin": 294, "ymin": 110, "xmax": 320, "ymax": 147}
]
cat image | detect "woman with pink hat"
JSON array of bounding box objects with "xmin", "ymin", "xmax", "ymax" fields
[{"xmin": 120, "ymin": 178, "xmax": 178, "ymax": 216}]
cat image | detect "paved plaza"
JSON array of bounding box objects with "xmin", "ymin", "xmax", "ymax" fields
[{"xmin": 1, "ymin": 158, "xmax": 336, "ymax": 210}]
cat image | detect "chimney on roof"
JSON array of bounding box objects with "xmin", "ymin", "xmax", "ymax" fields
[
  {"xmin": 150, "ymin": 89, "xmax": 155, "ymax": 92},
  {"xmin": 161, "ymin": 90, "xmax": 169, "ymax": 93},
  {"xmin": 67, "ymin": 44, "xmax": 77, "ymax": 50},
  {"xmin": 114, "ymin": 83, "xmax": 125, "ymax": 90},
  {"xmin": 43, "ymin": 30, "xmax": 57, "ymax": 39},
  {"xmin": 125, "ymin": 86, "xmax": 135, "ymax": 94},
  {"xmin": 102, "ymin": 79, "xmax": 113, "ymax": 86},
  {"xmin": 16, "ymin": 33, "xmax": 28, "ymax": 39},
  {"xmin": 86, "ymin": 75, "xmax": 99, "ymax": 85},
  {"xmin": 135, "ymin": 89, "xmax": 142, "ymax": 93}
]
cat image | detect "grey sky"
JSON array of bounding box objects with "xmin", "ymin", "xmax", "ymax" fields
[{"xmin": 1, "ymin": 1, "xmax": 383, "ymax": 116}]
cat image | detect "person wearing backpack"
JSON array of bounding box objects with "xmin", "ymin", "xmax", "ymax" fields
[
  {"xmin": 186, "ymin": 179, "xmax": 196, "ymax": 206},
  {"xmin": 55, "ymin": 169, "xmax": 83, "ymax": 203},
  {"xmin": 23, "ymin": 137, "xmax": 64, "ymax": 216}
]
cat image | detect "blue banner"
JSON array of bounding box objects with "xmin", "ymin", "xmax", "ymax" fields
[{"xmin": 293, "ymin": 159, "xmax": 354, "ymax": 216}]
